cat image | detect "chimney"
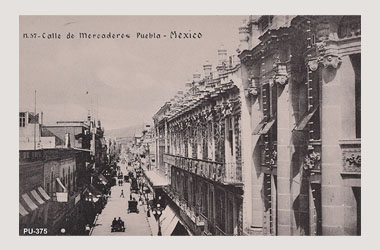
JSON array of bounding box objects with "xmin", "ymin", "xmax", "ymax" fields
[
  {"xmin": 238, "ymin": 19, "xmax": 250, "ymax": 52},
  {"xmin": 193, "ymin": 71, "xmax": 201, "ymax": 83},
  {"xmin": 217, "ymin": 45, "xmax": 228, "ymax": 67},
  {"xmin": 65, "ymin": 133, "xmax": 71, "ymax": 148},
  {"xmin": 87, "ymin": 110, "xmax": 91, "ymax": 122},
  {"xmin": 203, "ymin": 60, "xmax": 212, "ymax": 79},
  {"xmin": 185, "ymin": 79, "xmax": 193, "ymax": 90},
  {"xmin": 40, "ymin": 111, "xmax": 43, "ymax": 125}
]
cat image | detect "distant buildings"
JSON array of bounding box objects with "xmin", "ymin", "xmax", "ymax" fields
[{"xmin": 19, "ymin": 111, "xmax": 55, "ymax": 150}]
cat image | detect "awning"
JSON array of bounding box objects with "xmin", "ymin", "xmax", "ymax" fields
[
  {"xmin": 38, "ymin": 186, "xmax": 51, "ymax": 200},
  {"xmin": 56, "ymin": 178, "xmax": 67, "ymax": 192},
  {"xmin": 159, "ymin": 205, "xmax": 177, "ymax": 235},
  {"xmin": 22, "ymin": 193, "xmax": 38, "ymax": 211},
  {"xmin": 98, "ymin": 174, "xmax": 108, "ymax": 184},
  {"xmin": 144, "ymin": 170, "xmax": 168, "ymax": 188},
  {"xmin": 293, "ymin": 105, "xmax": 319, "ymax": 131},
  {"xmin": 19, "ymin": 203, "xmax": 29, "ymax": 216},
  {"xmin": 259, "ymin": 117, "xmax": 276, "ymax": 135},
  {"xmin": 87, "ymin": 184, "xmax": 102, "ymax": 196},
  {"xmin": 252, "ymin": 118, "xmax": 267, "ymax": 135},
  {"xmin": 162, "ymin": 215, "xmax": 179, "ymax": 236},
  {"xmin": 31, "ymin": 190, "xmax": 45, "ymax": 205}
]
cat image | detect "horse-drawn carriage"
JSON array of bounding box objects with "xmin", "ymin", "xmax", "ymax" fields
[
  {"xmin": 130, "ymin": 178, "xmax": 139, "ymax": 194},
  {"xmin": 127, "ymin": 199, "xmax": 139, "ymax": 214}
]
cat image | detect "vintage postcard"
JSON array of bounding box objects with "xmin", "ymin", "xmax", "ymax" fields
[{"xmin": 19, "ymin": 15, "xmax": 361, "ymax": 236}]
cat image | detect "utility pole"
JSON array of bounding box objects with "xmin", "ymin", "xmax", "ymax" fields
[{"xmin": 34, "ymin": 90, "xmax": 37, "ymax": 150}]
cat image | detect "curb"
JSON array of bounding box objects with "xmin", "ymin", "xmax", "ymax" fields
[{"xmin": 89, "ymin": 213, "xmax": 99, "ymax": 236}]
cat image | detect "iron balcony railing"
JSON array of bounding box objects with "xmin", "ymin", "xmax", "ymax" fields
[{"xmin": 163, "ymin": 154, "xmax": 242, "ymax": 184}]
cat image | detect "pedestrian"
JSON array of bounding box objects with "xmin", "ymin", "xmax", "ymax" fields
[
  {"xmin": 120, "ymin": 189, "xmax": 124, "ymax": 198},
  {"xmin": 129, "ymin": 194, "xmax": 132, "ymax": 200},
  {"xmin": 109, "ymin": 190, "xmax": 112, "ymax": 197}
]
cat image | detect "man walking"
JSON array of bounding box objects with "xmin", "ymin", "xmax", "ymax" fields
[{"xmin": 120, "ymin": 189, "xmax": 124, "ymax": 198}]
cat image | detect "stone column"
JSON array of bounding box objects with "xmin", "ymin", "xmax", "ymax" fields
[
  {"xmin": 241, "ymin": 80, "xmax": 253, "ymax": 232},
  {"xmin": 276, "ymin": 79, "xmax": 294, "ymax": 235},
  {"xmin": 320, "ymin": 55, "xmax": 347, "ymax": 235},
  {"xmin": 250, "ymin": 99, "xmax": 264, "ymax": 233}
]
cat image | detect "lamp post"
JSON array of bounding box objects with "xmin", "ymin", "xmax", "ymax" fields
[{"xmin": 151, "ymin": 202, "xmax": 163, "ymax": 235}]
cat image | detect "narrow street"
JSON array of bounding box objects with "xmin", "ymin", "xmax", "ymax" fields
[{"xmin": 91, "ymin": 168, "xmax": 153, "ymax": 236}]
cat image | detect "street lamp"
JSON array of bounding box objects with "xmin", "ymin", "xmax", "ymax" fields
[{"xmin": 151, "ymin": 202, "xmax": 163, "ymax": 236}]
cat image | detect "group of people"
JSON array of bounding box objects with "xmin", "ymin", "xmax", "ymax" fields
[
  {"xmin": 111, "ymin": 217, "xmax": 125, "ymax": 229},
  {"xmin": 117, "ymin": 179, "xmax": 123, "ymax": 186}
]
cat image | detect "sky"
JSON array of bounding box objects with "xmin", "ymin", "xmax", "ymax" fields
[{"xmin": 19, "ymin": 16, "xmax": 244, "ymax": 131}]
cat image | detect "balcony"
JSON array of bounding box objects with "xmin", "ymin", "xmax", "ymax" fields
[
  {"xmin": 163, "ymin": 186, "xmax": 206, "ymax": 231},
  {"xmin": 339, "ymin": 139, "xmax": 361, "ymax": 175},
  {"xmin": 163, "ymin": 154, "xmax": 242, "ymax": 185}
]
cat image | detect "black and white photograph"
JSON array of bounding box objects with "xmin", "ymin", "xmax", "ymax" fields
[{"xmin": 18, "ymin": 14, "xmax": 362, "ymax": 237}]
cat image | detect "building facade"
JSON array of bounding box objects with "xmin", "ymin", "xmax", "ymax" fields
[
  {"xmin": 152, "ymin": 15, "xmax": 360, "ymax": 236},
  {"xmin": 238, "ymin": 15, "xmax": 361, "ymax": 235},
  {"xmin": 20, "ymin": 111, "xmax": 110, "ymax": 235},
  {"xmin": 19, "ymin": 148, "xmax": 83, "ymax": 235},
  {"xmin": 154, "ymin": 48, "xmax": 248, "ymax": 235}
]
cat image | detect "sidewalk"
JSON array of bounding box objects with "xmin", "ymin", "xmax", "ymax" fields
[{"xmin": 142, "ymin": 202, "xmax": 159, "ymax": 236}]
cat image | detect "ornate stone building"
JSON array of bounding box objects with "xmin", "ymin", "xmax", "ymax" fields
[
  {"xmin": 238, "ymin": 15, "xmax": 361, "ymax": 235},
  {"xmin": 154, "ymin": 48, "xmax": 248, "ymax": 235},
  {"xmin": 152, "ymin": 15, "xmax": 360, "ymax": 236}
]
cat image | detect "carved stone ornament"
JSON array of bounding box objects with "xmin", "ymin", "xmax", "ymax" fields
[
  {"xmin": 245, "ymin": 85, "xmax": 259, "ymax": 97},
  {"xmin": 315, "ymin": 20, "xmax": 330, "ymax": 41},
  {"xmin": 245, "ymin": 78, "xmax": 259, "ymax": 97},
  {"xmin": 342, "ymin": 145, "xmax": 361, "ymax": 173},
  {"xmin": 316, "ymin": 41, "xmax": 326, "ymax": 53},
  {"xmin": 321, "ymin": 55, "xmax": 342, "ymax": 69},
  {"xmin": 273, "ymin": 63, "xmax": 288, "ymax": 85},
  {"xmin": 308, "ymin": 59, "xmax": 319, "ymax": 71},
  {"xmin": 274, "ymin": 75, "xmax": 288, "ymax": 85},
  {"xmin": 303, "ymin": 150, "xmax": 321, "ymax": 171}
]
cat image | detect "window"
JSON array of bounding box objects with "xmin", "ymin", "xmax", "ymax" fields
[
  {"xmin": 350, "ymin": 54, "xmax": 361, "ymax": 138},
  {"xmin": 62, "ymin": 169, "xmax": 65, "ymax": 185},
  {"xmin": 19, "ymin": 112, "xmax": 26, "ymax": 127},
  {"xmin": 201, "ymin": 183, "xmax": 208, "ymax": 218},
  {"xmin": 227, "ymin": 196, "xmax": 234, "ymax": 235},
  {"xmin": 228, "ymin": 117, "xmax": 234, "ymax": 156},
  {"xmin": 353, "ymin": 187, "xmax": 361, "ymax": 235},
  {"xmin": 259, "ymin": 16, "xmax": 274, "ymax": 32},
  {"xmin": 293, "ymin": 65, "xmax": 321, "ymax": 141},
  {"xmin": 192, "ymin": 177, "xmax": 196, "ymax": 207},
  {"xmin": 310, "ymin": 183, "xmax": 322, "ymax": 235},
  {"xmin": 215, "ymin": 188, "xmax": 226, "ymax": 232},
  {"xmin": 183, "ymin": 173, "xmax": 188, "ymax": 202},
  {"xmin": 255, "ymin": 83, "xmax": 278, "ymax": 168}
]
